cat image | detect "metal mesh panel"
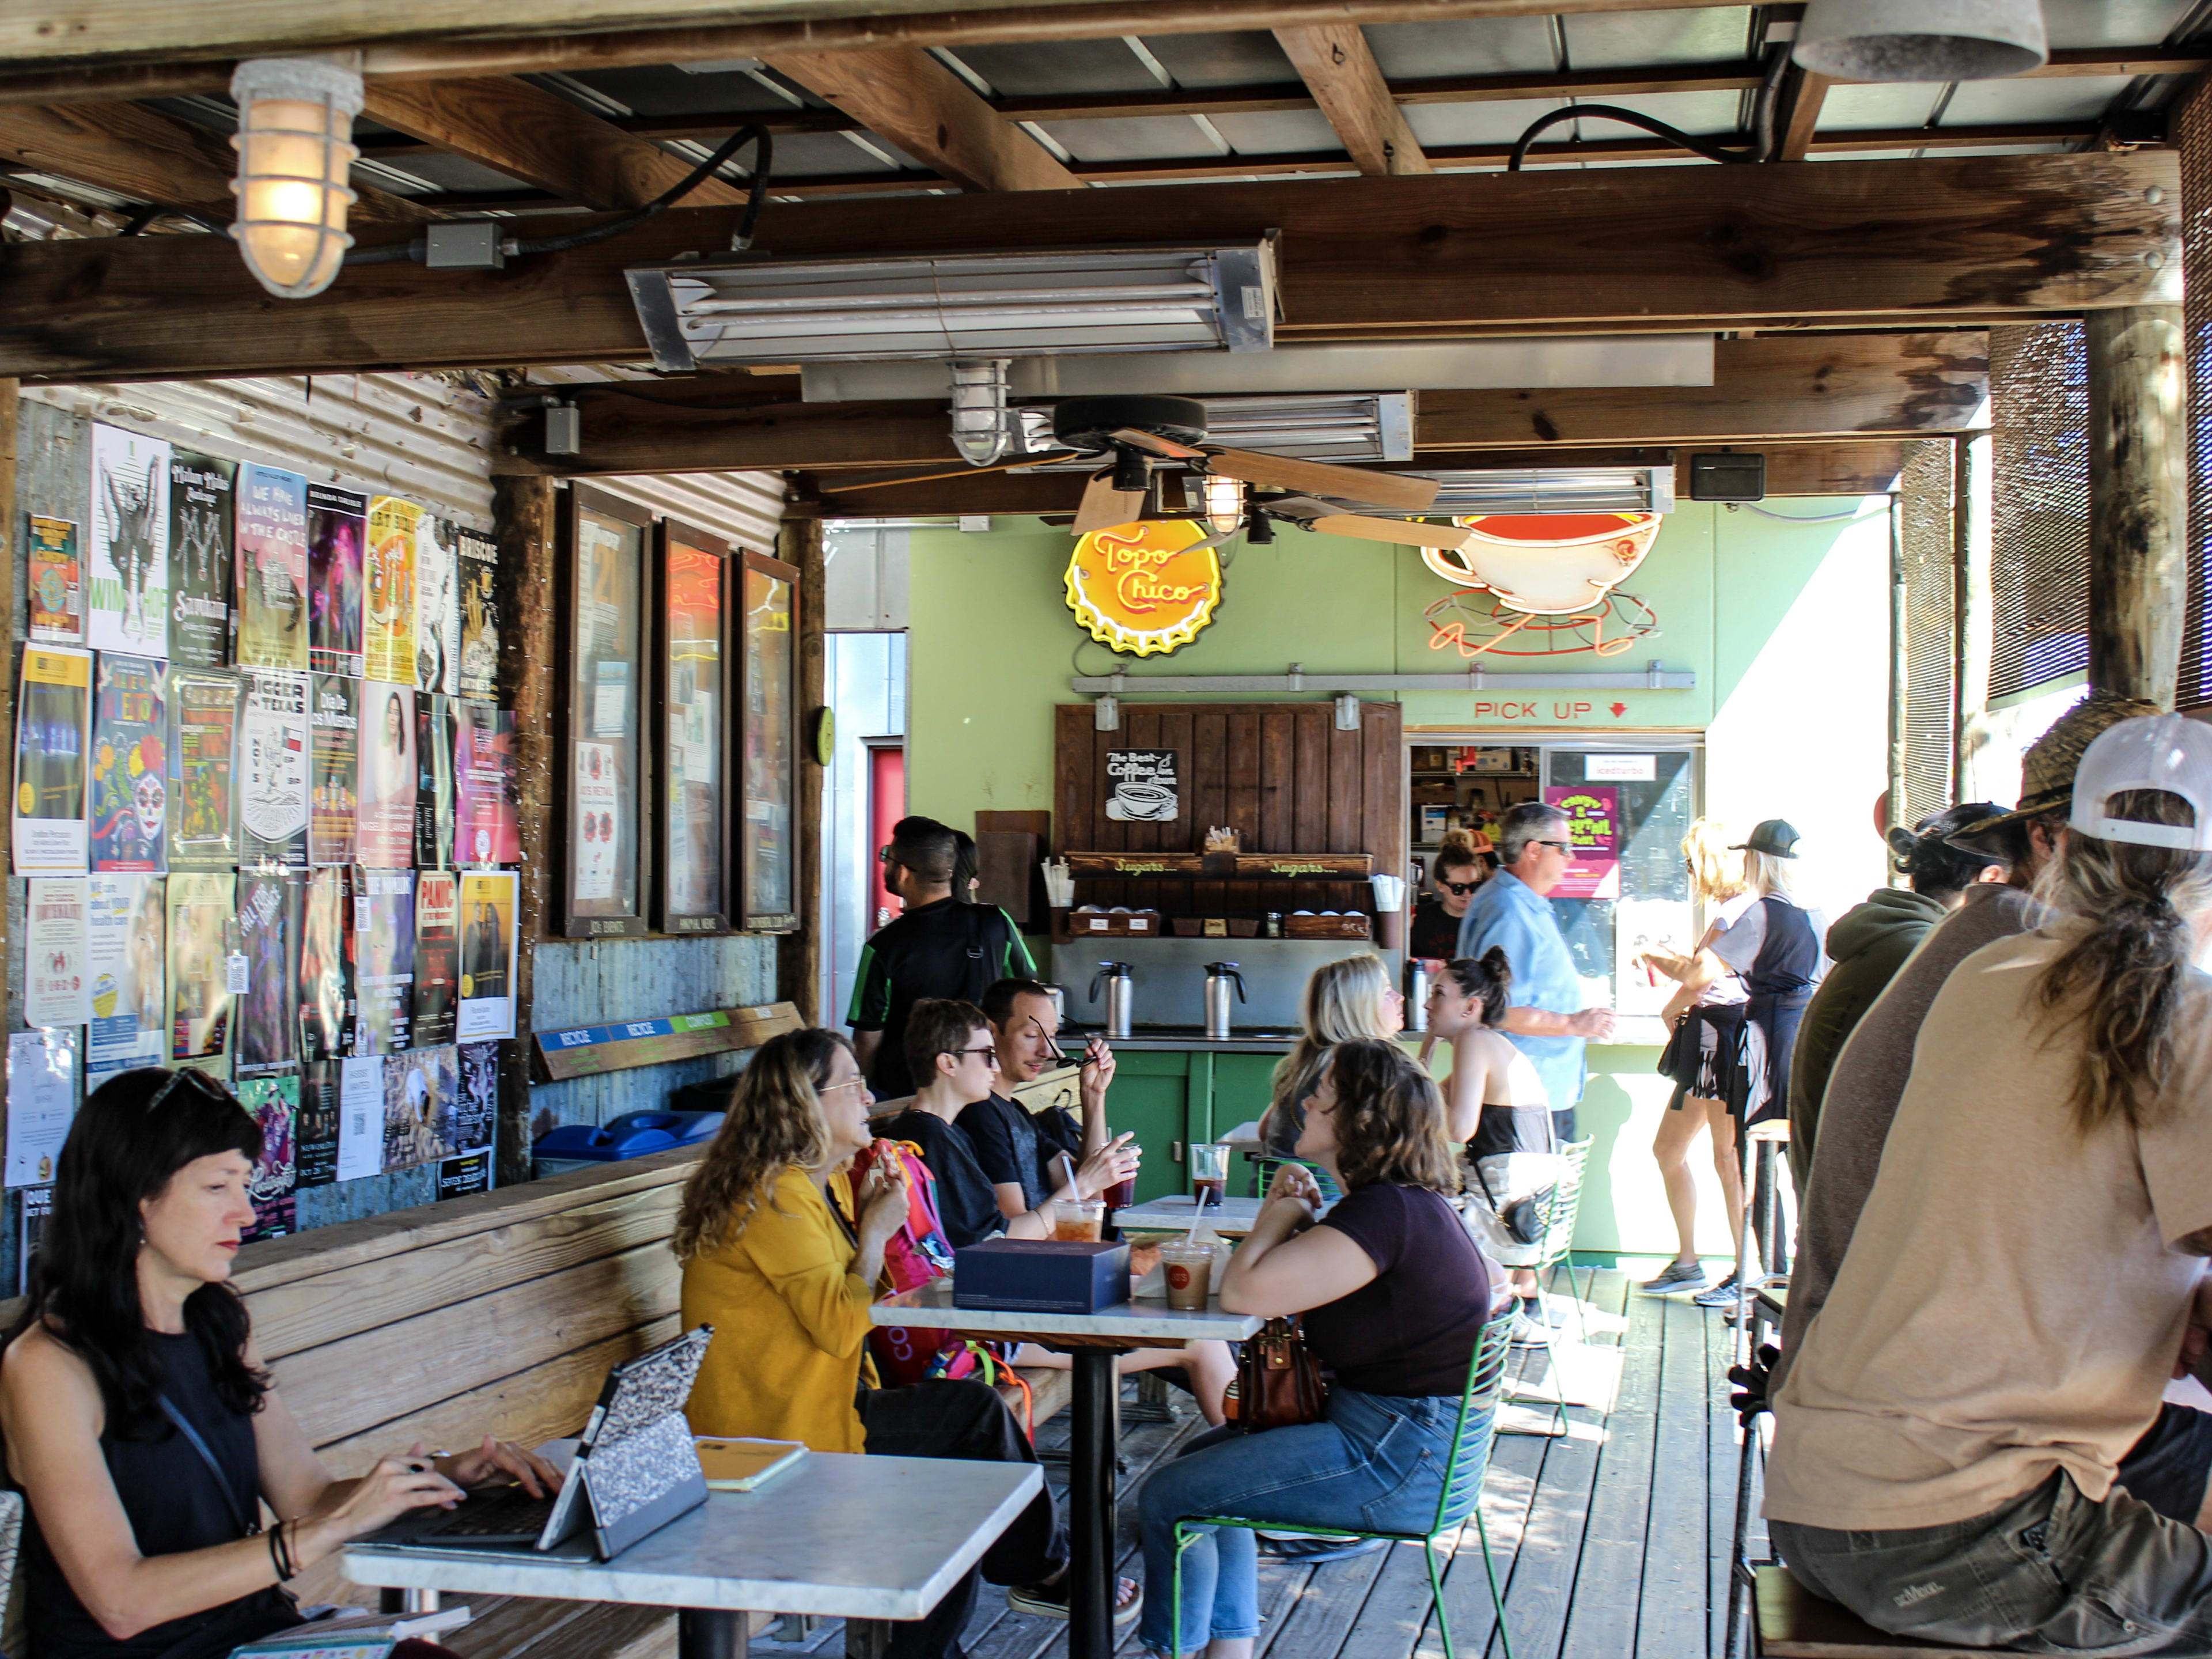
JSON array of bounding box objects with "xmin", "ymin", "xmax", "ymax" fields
[
  {"xmin": 2181, "ymin": 78, "xmax": 2212, "ymax": 709},
  {"xmin": 1897, "ymin": 438, "xmax": 1956, "ymax": 824},
  {"xmin": 1988, "ymin": 322, "xmax": 2090, "ymax": 701}
]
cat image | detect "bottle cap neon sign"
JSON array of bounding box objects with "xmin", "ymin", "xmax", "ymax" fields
[{"xmin": 1063, "ymin": 519, "xmax": 1223, "ymax": 657}]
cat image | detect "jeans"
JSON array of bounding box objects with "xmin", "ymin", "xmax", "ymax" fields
[{"xmin": 1138, "ymin": 1386, "xmax": 1489, "ymax": 1655}]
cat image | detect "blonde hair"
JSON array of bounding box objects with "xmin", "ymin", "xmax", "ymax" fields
[
  {"xmin": 1271, "ymin": 953, "xmax": 1397, "ymax": 1119},
  {"xmin": 672, "ymin": 1029, "xmax": 847, "ymax": 1263},
  {"xmin": 1682, "ymin": 819, "xmax": 1748, "ymax": 905},
  {"xmin": 1743, "ymin": 849, "xmax": 1798, "ymax": 901}
]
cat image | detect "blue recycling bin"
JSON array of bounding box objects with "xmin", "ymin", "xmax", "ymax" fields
[{"xmin": 532, "ymin": 1109, "xmax": 725, "ymax": 1179}]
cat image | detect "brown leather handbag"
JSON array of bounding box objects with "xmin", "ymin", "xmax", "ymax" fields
[{"xmin": 1227, "ymin": 1317, "xmax": 1328, "ymax": 1432}]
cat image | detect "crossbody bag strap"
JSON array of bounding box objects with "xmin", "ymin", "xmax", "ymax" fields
[{"xmin": 158, "ymin": 1393, "xmax": 259, "ymax": 1539}]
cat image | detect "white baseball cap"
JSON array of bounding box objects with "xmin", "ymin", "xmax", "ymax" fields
[{"xmin": 2068, "ymin": 714, "xmax": 2212, "ymax": 851}]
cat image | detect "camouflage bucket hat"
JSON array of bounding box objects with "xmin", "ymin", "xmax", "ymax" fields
[{"xmin": 1949, "ymin": 688, "xmax": 2161, "ymax": 851}]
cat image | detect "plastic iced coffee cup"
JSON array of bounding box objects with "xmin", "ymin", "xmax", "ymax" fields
[
  {"xmin": 1159, "ymin": 1241, "xmax": 1214, "ymax": 1310},
  {"xmin": 1053, "ymin": 1199, "xmax": 1106, "ymax": 1242}
]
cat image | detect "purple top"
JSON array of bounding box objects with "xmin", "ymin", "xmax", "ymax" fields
[{"xmin": 1305, "ymin": 1183, "xmax": 1494, "ymax": 1397}]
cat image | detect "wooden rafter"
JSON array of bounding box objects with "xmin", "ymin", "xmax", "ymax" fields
[
  {"xmin": 1272, "ymin": 25, "xmax": 1430, "ymax": 176},
  {"xmin": 1775, "ymin": 65, "xmax": 1832, "ymax": 163}
]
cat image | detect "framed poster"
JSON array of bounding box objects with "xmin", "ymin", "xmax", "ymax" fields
[
  {"xmin": 654, "ymin": 521, "xmax": 734, "ymax": 935},
  {"xmin": 558, "ymin": 488, "xmax": 649, "ymax": 938},
  {"xmin": 738, "ymin": 549, "xmax": 800, "ymax": 933}
]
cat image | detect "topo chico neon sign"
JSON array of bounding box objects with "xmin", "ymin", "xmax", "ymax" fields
[{"xmin": 1063, "ymin": 519, "xmax": 1223, "ymax": 656}]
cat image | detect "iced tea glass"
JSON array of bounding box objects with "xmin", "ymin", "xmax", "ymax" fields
[
  {"xmin": 1190, "ymin": 1142, "xmax": 1230, "ymax": 1208},
  {"xmin": 1052, "ymin": 1199, "xmax": 1106, "ymax": 1242}
]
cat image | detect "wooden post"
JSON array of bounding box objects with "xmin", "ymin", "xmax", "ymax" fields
[
  {"xmin": 777, "ymin": 514, "xmax": 825, "ymax": 1025},
  {"xmin": 495, "ymin": 475, "xmax": 557, "ymax": 1185},
  {"xmin": 1952, "ymin": 430, "xmax": 1995, "ymax": 798},
  {"xmin": 0, "ymin": 382, "xmax": 15, "ymax": 1029},
  {"xmin": 2086, "ymin": 305, "xmax": 2187, "ymax": 708},
  {"xmin": 1887, "ymin": 478, "xmax": 1908, "ymax": 845}
]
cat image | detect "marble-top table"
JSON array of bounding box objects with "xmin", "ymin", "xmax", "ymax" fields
[
  {"xmin": 874, "ymin": 1282, "xmax": 1262, "ymax": 1659},
  {"xmin": 1111, "ymin": 1194, "xmax": 1266, "ymax": 1236},
  {"xmin": 344, "ymin": 1451, "xmax": 1040, "ymax": 1659}
]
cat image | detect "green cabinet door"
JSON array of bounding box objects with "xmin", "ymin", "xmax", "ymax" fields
[{"xmin": 1098, "ymin": 1049, "xmax": 1193, "ymax": 1203}]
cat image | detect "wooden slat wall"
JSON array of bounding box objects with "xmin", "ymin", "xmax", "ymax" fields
[{"xmin": 1054, "ymin": 701, "xmax": 1403, "ymax": 920}]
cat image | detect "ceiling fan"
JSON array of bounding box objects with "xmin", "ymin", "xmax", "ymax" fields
[{"xmin": 1051, "ymin": 395, "xmax": 1472, "ymax": 552}]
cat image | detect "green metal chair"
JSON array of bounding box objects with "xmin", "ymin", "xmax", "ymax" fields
[
  {"xmin": 1168, "ymin": 1302, "xmax": 1520, "ymax": 1659},
  {"xmin": 1249, "ymin": 1155, "xmax": 1342, "ymax": 1202}
]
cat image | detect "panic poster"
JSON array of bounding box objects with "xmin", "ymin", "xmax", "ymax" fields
[
  {"xmin": 166, "ymin": 671, "xmax": 237, "ymax": 869},
  {"xmin": 238, "ymin": 671, "xmax": 310, "ymax": 868},
  {"xmin": 167, "ymin": 870, "xmax": 233, "ymax": 1061},
  {"xmin": 356, "ymin": 681, "xmax": 416, "ymax": 867},
  {"xmin": 168, "ymin": 451, "xmax": 236, "ymax": 671},
  {"xmin": 13, "ymin": 645, "xmax": 92, "ymax": 876},
  {"xmin": 354, "ymin": 869, "xmax": 415, "ymax": 1055},
  {"xmin": 28, "ymin": 515, "xmax": 82, "ymax": 645},
  {"xmin": 309, "ymin": 673, "xmax": 360, "ymax": 868},
  {"xmin": 416, "ymin": 516, "xmax": 460, "ymax": 695},
  {"xmin": 234, "ymin": 869, "xmax": 303, "ymax": 1077},
  {"xmin": 298, "ymin": 866, "xmax": 353, "ymax": 1065},
  {"xmin": 415, "ymin": 693, "xmax": 454, "ymax": 871},
  {"xmin": 412, "ymin": 869, "xmax": 459, "ymax": 1047},
  {"xmin": 89, "ymin": 653, "xmax": 167, "ymax": 873},
  {"xmin": 238, "ymin": 1074, "xmax": 298, "ymax": 1241},
  {"xmin": 307, "ymin": 484, "xmax": 368, "ymax": 679},
  {"xmin": 85, "ymin": 873, "xmax": 165, "ymax": 1080},
  {"xmin": 235, "ymin": 463, "xmax": 309, "ymax": 673},
  {"xmin": 457, "ymin": 528, "xmax": 499, "ymax": 702},
  {"xmin": 365, "ymin": 496, "xmax": 419, "ymax": 686},
  {"xmin": 1540, "ymin": 785, "xmax": 1623, "ymax": 900},
  {"xmin": 88, "ymin": 423, "xmax": 171, "ymax": 660}
]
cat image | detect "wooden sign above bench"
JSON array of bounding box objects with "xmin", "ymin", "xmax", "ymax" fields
[{"xmin": 533, "ymin": 1000, "xmax": 804, "ymax": 1082}]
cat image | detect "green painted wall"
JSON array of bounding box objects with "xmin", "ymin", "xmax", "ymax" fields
[{"xmin": 901, "ymin": 501, "xmax": 1892, "ymax": 1255}]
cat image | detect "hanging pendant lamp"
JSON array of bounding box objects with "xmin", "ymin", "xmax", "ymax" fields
[{"xmin": 1795, "ymin": 0, "xmax": 2048, "ymax": 81}]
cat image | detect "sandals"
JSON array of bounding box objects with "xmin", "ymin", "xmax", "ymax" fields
[{"xmin": 1007, "ymin": 1573, "xmax": 1143, "ymax": 1627}]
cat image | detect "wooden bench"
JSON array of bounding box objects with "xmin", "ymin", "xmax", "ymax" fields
[{"xmin": 1754, "ymin": 1565, "xmax": 2001, "ymax": 1656}]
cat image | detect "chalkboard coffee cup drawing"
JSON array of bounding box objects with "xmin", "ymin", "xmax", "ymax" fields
[{"xmin": 1109, "ymin": 781, "xmax": 1176, "ymax": 821}]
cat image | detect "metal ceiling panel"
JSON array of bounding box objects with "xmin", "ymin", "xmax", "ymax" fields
[
  {"xmin": 1203, "ymin": 109, "xmax": 1353, "ymax": 154},
  {"xmin": 1942, "ymin": 75, "xmax": 2138, "ymax": 124},
  {"xmin": 1820, "ymin": 84, "xmax": 1949, "ymax": 129},
  {"xmin": 1361, "ymin": 17, "xmax": 1558, "ymax": 78},
  {"xmin": 1133, "ymin": 32, "xmax": 1299, "ymax": 87},
  {"xmin": 1036, "ymin": 113, "xmax": 1251, "ymax": 164},
  {"xmin": 1400, "ymin": 98, "xmax": 1570, "ymax": 149},
  {"xmin": 942, "ymin": 40, "xmax": 1164, "ymax": 96},
  {"xmin": 362, "ymin": 153, "xmax": 542, "ymax": 194},
  {"xmin": 767, "ymin": 132, "xmax": 919, "ymax": 176},
  {"xmin": 2039, "ymin": 0, "xmax": 2195, "ymax": 48},
  {"xmin": 1561, "ymin": 89, "xmax": 1747, "ymax": 138},
  {"xmin": 566, "ymin": 64, "xmax": 815, "ymax": 116},
  {"xmin": 1559, "ymin": 7, "xmax": 1756, "ymax": 69}
]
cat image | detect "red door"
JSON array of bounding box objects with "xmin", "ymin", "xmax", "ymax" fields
[{"xmin": 868, "ymin": 744, "xmax": 906, "ymax": 931}]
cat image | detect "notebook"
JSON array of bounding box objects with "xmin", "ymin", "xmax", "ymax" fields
[{"xmin": 695, "ymin": 1436, "xmax": 807, "ymax": 1491}]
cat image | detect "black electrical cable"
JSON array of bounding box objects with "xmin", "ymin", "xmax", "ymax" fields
[
  {"xmin": 119, "ymin": 203, "xmax": 228, "ymax": 236},
  {"xmin": 1507, "ymin": 46, "xmax": 1789, "ymax": 173}
]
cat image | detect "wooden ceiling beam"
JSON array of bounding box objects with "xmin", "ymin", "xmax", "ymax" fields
[
  {"xmin": 0, "ymin": 153, "xmax": 2173, "ymax": 384},
  {"xmin": 358, "ymin": 77, "xmax": 745, "ymax": 211},
  {"xmin": 1775, "ymin": 66, "xmax": 1832, "ymax": 163},
  {"xmin": 1273, "ymin": 25, "xmax": 1430, "ymax": 176}
]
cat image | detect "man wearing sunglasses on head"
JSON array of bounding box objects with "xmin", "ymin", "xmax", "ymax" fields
[
  {"xmin": 1410, "ymin": 828, "xmax": 1497, "ymax": 963},
  {"xmin": 1455, "ymin": 801, "xmax": 1616, "ymax": 1142}
]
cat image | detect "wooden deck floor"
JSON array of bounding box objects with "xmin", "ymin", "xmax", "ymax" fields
[{"xmin": 753, "ymin": 1264, "xmax": 1757, "ymax": 1659}]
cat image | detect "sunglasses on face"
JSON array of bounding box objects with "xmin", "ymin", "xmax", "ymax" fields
[
  {"xmin": 946, "ymin": 1046, "xmax": 999, "ymax": 1063},
  {"xmin": 1440, "ymin": 878, "xmax": 1480, "ymax": 896},
  {"xmin": 1536, "ymin": 839, "xmax": 1573, "ymax": 853}
]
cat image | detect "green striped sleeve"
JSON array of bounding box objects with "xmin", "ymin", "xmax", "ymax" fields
[
  {"xmin": 1000, "ymin": 910, "xmax": 1036, "ymax": 978},
  {"xmin": 848, "ymin": 942, "xmax": 892, "ymax": 1029}
]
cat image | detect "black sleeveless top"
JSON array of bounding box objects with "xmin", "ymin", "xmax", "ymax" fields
[
  {"xmin": 26, "ymin": 1328, "xmax": 296, "ymax": 1659},
  {"xmin": 1744, "ymin": 895, "xmax": 1821, "ymax": 997}
]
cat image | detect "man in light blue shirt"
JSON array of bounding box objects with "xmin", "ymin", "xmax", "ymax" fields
[{"xmin": 1456, "ymin": 800, "xmax": 1618, "ymax": 1141}]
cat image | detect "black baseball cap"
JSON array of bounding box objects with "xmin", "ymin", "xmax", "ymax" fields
[{"xmin": 1731, "ymin": 819, "xmax": 1802, "ymax": 859}]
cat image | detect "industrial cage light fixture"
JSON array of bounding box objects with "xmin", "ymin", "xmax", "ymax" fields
[{"xmin": 228, "ymin": 55, "xmax": 363, "ymax": 300}]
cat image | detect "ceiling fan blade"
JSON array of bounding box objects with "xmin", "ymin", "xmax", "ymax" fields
[
  {"xmin": 1205, "ymin": 449, "xmax": 1440, "ymax": 511},
  {"xmin": 1308, "ymin": 514, "xmax": 1475, "ymax": 552},
  {"xmin": 1074, "ymin": 472, "xmax": 1147, "ymax": 535},
  {"xmin": 1110, "ymin": 427, "xmax": 1207, "ymax": 460}
]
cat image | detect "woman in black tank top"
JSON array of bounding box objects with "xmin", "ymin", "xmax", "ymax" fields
[{"xmin": 1, "ymin": 1068, "xmax": 562, "ymax": 1659}]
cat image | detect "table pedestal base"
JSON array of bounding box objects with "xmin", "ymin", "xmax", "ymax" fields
[
  {"xmin": 678, "ymin": 1608, "xmax": 743, "ymax": 1659},
  {"xmin": 1069, "ymin": 1349, "xmax": 1121, "ymax": 1659}
]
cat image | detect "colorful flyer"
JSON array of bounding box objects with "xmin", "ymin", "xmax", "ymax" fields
[
  {"xmin": 238, "ymin": 671, "xmax": 310, "ymax": 868},
  {"xmin": 440, "ymin": 1040, "xmax": 496, "ymax": 1199},
  {"xmin": 412, "ymin": 869, "xmax": 459, "ymax": 1047},
  {"xmin": 309, "ymin": 673, "xmax": 360, "ymax": 867},
  {"xmin": 24, "ymin": 877, "xmax": 91, "ymax": 1029},
  {"xmin": 28, "ymin": 514, "xmax": 83, "ymax": 644},
  {"xmin": 89, "ymin": 653, "xmax": 167, "ymax": 873},
  {"xmin": 238, "ymin": 1073, "xmax": 298, "ymax": 1241},
  {"xmin": 454, "ymin": 703, "xmax": 519, "ymax": 868},
  {"xmin": 298, "ymin": 866, "xmax": 354, "ymax": 1065},
  {"xmin": 14, "ymin": 644, "xmax": 92, "ymax": 875},
  {"xmin": 365, "ymin": 496, "xmax": 420, "ymax": 685},
  {"xmin": 415, "ymin": 693, "xmax": 454, "ymax": 870},
  {"xmin": 307, "ymin": 483, "xmax": 366, "ymax": 678},
  {"xmin": 86, "ymin": 873, "xmax": 165, "ymax": 1080},
  {"xmin": 573, "ymin": 740, "xmax": 619, "ymax": 900},
  {"xmin": 168, "ymin": 451, "xmax": 236, "ymax": 671},
  {"xmin": 456, "ymin": 527, "xmax": 499, "ymax": 703},
  {"xmin": 335, "ymin": 1054, "xmax": 384, "ymax": 1181},
  {"xmin": 457, "ymin": 869, "xmax": 517, "ymax": 1040},
  {"xmin": 166, "ymin": 671, "xmax": 237, "ymax": 869},
  {"xmin": 296, "ymin": 1060, "xmax": 340, "ymax": 1188},
  {"xmin": 6, "ymin": 1028, "xmax": 78, "ymax": 1189},
  {"xmin": 1540, "ymin": 785, "xmax": 1623, "ymax": 900},
  {"xmin": 416, "ymin": 517, "xmax": 460, "ymax": 695},
  {"xmin": 353, "ymin": 869, "xmax": 415, "ymax": 1055},
  {"xmin": 235, "ymin": 463, "xmax": 309, "ymax": 672},
  {"xmin": 355, "ymin": 680, "xmax": 416, "ymax": 868},
  {"xmin": 234, "ymin": 869, "xmax": 303, "ymax": 1077},
  {"xmin": 168, "ymin": 871, "xmax": 234, "ymax": 1060},
  {"xmin": 384, "ymin": 1043, "xmax": 457, "ymax": 1173},
  {"xmin": 88, "ymin": 423, "xmax": 171, "ymax": 660}
]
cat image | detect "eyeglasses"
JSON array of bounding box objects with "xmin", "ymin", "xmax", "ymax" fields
[
  {"xmin": 1535, "ymin": 839, "xmax": 1573, "ymax": 853},
  {"xmin": 946, "ymin": 1046, "xmax": 999, "ymax": 1062},
  {"xmin": 1440, "ymin": 878, "xmax": 1480, "ymax": 896},
  {"xmin": 820, "ymin": 1077, "xmax": 869, "ymax": 1098}
]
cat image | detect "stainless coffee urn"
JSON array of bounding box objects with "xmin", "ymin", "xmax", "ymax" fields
[
  {"xmin": 1089, "ymin": 961, "xmax": 1135, "ymax": 1039},
  {"xmin": 1404, "ymin": 959, "xmax": 1432, "ymax": 1033},
  {"xmin": 1203, "ymin": 963, "xmax": 1248, "ymax": 1040}
]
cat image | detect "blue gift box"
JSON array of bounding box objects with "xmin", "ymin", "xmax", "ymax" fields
[{"xmin": 952, "ymin": 1238, "xmax": 1131, "ymax": 1315}]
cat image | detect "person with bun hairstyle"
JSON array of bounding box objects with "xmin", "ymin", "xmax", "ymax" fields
[
  {"xmin": 0, "ymin": 1067, "xmax": 558, "ymax": 1659},
  {"xmin": 1410, "ymin": 829, "xmax": 1495, "ymax": 962}
]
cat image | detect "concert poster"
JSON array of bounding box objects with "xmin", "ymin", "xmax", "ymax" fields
[
  {"xmin": 166, "ymin": 671, "xmax": 237, "ymax": 869},
  {"xmin": 296, "ymin": 1060, "xmax": 340, "ymax": 1189},
  {"xmin": 365, "ymin": 496, "xmax": 419, "ymax": 685},
  {"xmin": 13, "ymin": 644, "xmax": 92, "ymax": 875},
  {"xmin": 166, "ymin": 870, "xmax": 234, "ymax": 1062},
  {"xmin": 238, "ymin": 1074, "xmax": 298, "ymax": 1241},
  {"xmin": 306, "ymin": 484, "xmax": 367, "ymax": 679},
  {"xmin": 456, "ymin": 870, "xmax": 517, "ymax": 1040},
  {"xmin": 438, "ymin": 1041, "xmax": 498, "ymax": 1200},
  {"xmin": 309, "ymin": 673, "xmax": 360, "ymax": 867},
  {"xmin": 24, "ymin": 878, "xmax": 91, "ymax": 1031},
  {"xmin": 89, "ymin": 653, "xmax": 167, "ymax": 873},
  {"xmin": 416, "ymin": 517, "xmax": 460, "ymax": 695},
  {"xmin": 456, "ymin": 527, "xmax": 499, "ymax": 702},
  {"xmin": 238, "ymin": 671, "xmax": 310, "ymax": 868},
  {"xmin": 298, "ymin": 866, "xmax": 354, "ymax": 1065},
  {"xmin": 384, "ymin": 1044, "xmax": 458, "ymax": 1173},
  {"xmin": 235, "ymin": 463, "xmax": 309, "ymax": 673},
  {"xmin": 234, "ymin": 869, "xmax": 303, "ymax": 1077},
  {"xmin": 168, "ymin": 451, "xmax": 236, "ymax": 671},
  {"xmin": 412, "ymin": 870, "xmax": 459, "ymax": 1048},
  {"xmin": 85, "ymin": 873, "xmax": 165, "ymax": 1080},
  {"xmin": 415, "ymin": 693, "xmax": 455, "ymax": 870},
  {"xmin": 88, "ymin": 423, "xmax": 171, "ymax": 660},
  {"xmin": 453, "ymin": 703, "xmax": 518, "ymax": 868},
  {"xmin": 353, "ymin": 869, "xmax": 415, "ymax": 1055},
  {"xmin": 28, "ymin": 515, "xmax": 83, "ymax": 645},
  {"xmin": 355, "ymin": 680, "xmax": 416, "ymax": 868}
]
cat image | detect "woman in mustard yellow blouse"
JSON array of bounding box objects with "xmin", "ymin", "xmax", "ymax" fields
[{"xmin": 676, "ymin": 1028, "xmax": 1135, "ymax": 1657}]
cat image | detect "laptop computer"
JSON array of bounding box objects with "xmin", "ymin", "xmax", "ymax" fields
[{"xmin": 367, "ymin": 1325, "xmax": 713, "ymax": 1560}]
